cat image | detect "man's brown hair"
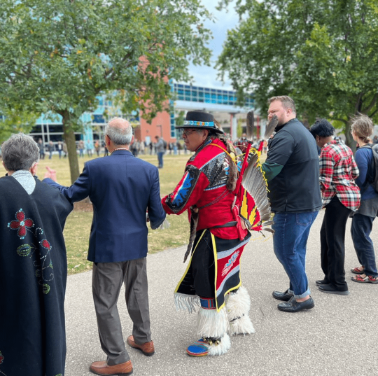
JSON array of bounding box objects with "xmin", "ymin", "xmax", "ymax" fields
[{"xmin": 268, "ymin": 96, "xmax": 296, "ymax": 113}]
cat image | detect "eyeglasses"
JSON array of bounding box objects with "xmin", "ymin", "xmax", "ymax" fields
[{"xmin": 182, "ymin": 129, "xmax": 197, "ymax": 137}]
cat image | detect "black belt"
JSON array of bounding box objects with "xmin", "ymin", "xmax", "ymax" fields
[{"xmin": 212, "ymin": 221, "xmax": 237, "ymax": 228}]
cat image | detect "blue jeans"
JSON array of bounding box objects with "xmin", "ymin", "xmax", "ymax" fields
[
  {"xmin": 157, "ymin": 152, "xmax": 164, "ymax": 168},
  {"xmin": 272, "ymin": 211, "xmax": 318, "ymax": 298},
  {"xmin": 351, "ymin": 214, "xmax": 378, "ymax": 277}
]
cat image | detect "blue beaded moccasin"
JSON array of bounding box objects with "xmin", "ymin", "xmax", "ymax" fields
[{"xmin": 186, "ymin": 339, "xmax": 209, "ymax": 357}]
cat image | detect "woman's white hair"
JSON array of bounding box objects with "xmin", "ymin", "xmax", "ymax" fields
[{"xmin": 2, "ymin": 133, "xmax": 39, "ymax": 171}]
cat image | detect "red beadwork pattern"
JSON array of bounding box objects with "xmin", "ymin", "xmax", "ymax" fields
[
  {"xmin": 41, "ymin": 239, "xmax": 51, "ymax": 250},
  {"xmin": 8, "ymin": 209, "xmax": 34, "ymax": 239}
]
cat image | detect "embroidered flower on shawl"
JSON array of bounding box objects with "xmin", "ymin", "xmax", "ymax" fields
[
  {"xmin": 8, "ymin": 209, "xmax": 34, "ymax": 239},
  {"xmin": 40, "ymin": 239, "xmax": 51, "ymax": 250}
]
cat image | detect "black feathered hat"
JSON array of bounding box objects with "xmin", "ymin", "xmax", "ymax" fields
[{"xmin": 175, "ymin": 110, "xmax": 224, "ymax": 134}]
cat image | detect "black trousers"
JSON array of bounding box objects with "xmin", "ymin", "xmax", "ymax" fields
[{"xmin": 320, "ymin": 196, "xmax": 351, "ymax": 291}]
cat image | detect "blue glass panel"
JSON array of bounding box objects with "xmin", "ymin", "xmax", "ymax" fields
[{"xmin": 93, "ymin": 114, "xmax": 105, "ymax": 123}]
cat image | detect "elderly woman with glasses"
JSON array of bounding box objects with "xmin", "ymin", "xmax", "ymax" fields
[{"xmin": 0, "ymin": 133, "xmax": 72, "ymax": 376}]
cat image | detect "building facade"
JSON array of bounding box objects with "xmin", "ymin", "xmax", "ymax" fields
[{"xmin": 28, "ymin": 82, "xmax": 256, "ymax": 147}]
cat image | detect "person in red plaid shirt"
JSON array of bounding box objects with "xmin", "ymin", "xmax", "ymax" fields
[{"xmin": 310, "ymin": 119, "xmax": 360, "ymax": 295}]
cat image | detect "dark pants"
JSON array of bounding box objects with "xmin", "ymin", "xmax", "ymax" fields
[
  {"xmin": 92, "ymin": 258, "xmax": 151, "ymax": 365},
  {"xmin": 320, "ymin": 196, "xmax": 351, "ymax": 291},
  {"xmin": 351, "ymin": 214, "xmax": 378, "ymax": 277}
]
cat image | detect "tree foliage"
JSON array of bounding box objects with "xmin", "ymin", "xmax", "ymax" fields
[
  {"xmin": 217, "ymin": 0, "xmax": 378, "ymax": 146},
  {"xmin": 0, "ymin": 107, "xmax": 38, "ymax": 143},
  {"xmin": 0, "ymin": 0, "xmax": 212, "ymax": 182}
]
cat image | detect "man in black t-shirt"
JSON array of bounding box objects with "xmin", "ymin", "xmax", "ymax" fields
[{"xmin": 262, "ymin": 96, "xmax": 322, "ymax": 313}]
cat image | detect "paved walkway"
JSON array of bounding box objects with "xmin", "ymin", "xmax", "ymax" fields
[{"xmin": 65, "ymin": 211, "xmax": 378, "ymax": 376}]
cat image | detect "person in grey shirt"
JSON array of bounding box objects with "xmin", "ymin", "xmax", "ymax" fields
[{"xmin": 155, "ymin": 135, "xmax": 166, "ymax": 168}]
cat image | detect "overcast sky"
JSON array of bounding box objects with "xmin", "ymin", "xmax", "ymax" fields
[{"xmin": 187, "ymin": 1, "xmax": 238, "ymax": 89}]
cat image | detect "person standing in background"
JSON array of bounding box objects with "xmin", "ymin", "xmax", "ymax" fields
[
  {"xmin": 155, "ymin": 135, "xmax": 165, "ymax": 168},
  {"xmin": 95, "ymin": 140, "xmax": 100, "ymax": 157},
  {"xmin": 63, "ymin": 141, "xmax": 68, "ymax": 158},
  {"xmin": 78, "ymin": 140, "xmax": 85, "ymax": 157},
  {"xmin": 310, "ymin": 119, "xmax": 360, "ymax": 295},
  {"xmin": 350, "ymin": 115, "xmax": 378, "ymax": 284},
  {"xmin": 38, "ymin": 138, "xmax": 45, "ymax": 160},
  {"xmin": 262, "ymin": 96, "xmax": 322, "ymax": 313},
  {"xmin": 48, "ymin": 141, "xmax": 54, "ymax": 159},
  {"xmin": 86, "ymin": 140, "xmax": 93, "ymax": 157}
]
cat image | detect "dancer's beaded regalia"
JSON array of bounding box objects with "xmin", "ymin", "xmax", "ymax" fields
[{"xmin": 162, "ymin": 111, "xmax": 271, "ymax": 356}]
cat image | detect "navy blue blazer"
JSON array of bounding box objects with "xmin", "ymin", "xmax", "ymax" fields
[{"xmin": 44, "ymin": 150, "xmax": 166, "ymax": 262}]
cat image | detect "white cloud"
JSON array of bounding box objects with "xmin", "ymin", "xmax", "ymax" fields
[{"xmin": 186, "ymin": 0, "xmax": 238, "ymax": 89}]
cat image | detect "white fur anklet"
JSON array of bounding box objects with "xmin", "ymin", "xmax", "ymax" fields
[
  {"xmin": 207, "ymin": 333, "xmax": 231, "ymax": 356},
  {"xmin": 197, "ymin": 306, "xmax": 229, "ymax": 338},
  {"xmin": 227, "ymin": 286, "xmax": 255, "ymax": 335}
]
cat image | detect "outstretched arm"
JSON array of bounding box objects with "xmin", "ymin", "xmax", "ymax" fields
[{"xmin": 43, "ymin": 165, "xmax": 91, "ymax": 204}]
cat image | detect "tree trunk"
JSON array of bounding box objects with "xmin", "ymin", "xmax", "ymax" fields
[
  {"xmin": 62, "ymin": 112, "xmax": 80, "ymax": 183},
  {"xmin": 344, "ymin": 120, "xmax": 356, "ymax": 154}
]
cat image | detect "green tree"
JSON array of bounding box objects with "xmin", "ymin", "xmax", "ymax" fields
[
  {"xmin": 0, "ymin": 107, "xmax": 38, "ymax": 143},
  {"xmin": 0, "ymin": 0, "xmax": 212, "ymax": 182},
  {"xmin": 217, "ymin": 0, "xmax": 378, "ymax": 147}
]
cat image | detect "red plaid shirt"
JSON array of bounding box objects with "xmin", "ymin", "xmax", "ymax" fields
[{"xmin": 319, "ymin": 138, "xmax": 360, "ymax": 210}]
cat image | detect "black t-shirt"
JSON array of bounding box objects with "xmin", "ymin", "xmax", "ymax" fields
[{"xmin": 266, "ymin": 118, "xmax": 322, "ymax": 212}]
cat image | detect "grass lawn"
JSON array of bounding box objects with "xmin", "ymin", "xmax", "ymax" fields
[{"xmin": 0, "ymin": 152, "xmax": 190, "ymax": 274}]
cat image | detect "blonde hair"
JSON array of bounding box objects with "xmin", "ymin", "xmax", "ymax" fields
[
  {"xmin": 268, "ymin": 96, "xmax": 296, "ymax": 113},
  {"xmin": 350, "ymin": 114, "xmax": 373, "ymax": 144}
]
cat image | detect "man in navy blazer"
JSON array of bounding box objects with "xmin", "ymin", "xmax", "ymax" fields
[{"xmin": 44, "ymin": 118, "xmax": 166, "ymax": 376}]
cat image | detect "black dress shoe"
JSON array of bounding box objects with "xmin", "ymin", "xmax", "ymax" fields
[
  {"xmin": 318, "ymin": 284, "xmax": 349, "ymax": 295},
  {"xmin": 272, "ymin": 289, "xmax": 294, "ymax": 301},
  {"xmin": 277, "ymin": 297, "xmax": 315, "ymax": 312},
  {"xmin": 316, "ymin": 279, "xmax": 329, "ymax": 285}
]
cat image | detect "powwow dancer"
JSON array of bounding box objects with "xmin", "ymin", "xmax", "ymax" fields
[{"xmin": 162, "ymin": 111, "xmax": 271, "ymax": 357}]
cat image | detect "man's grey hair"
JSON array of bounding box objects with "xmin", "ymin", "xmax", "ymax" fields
[
  {"xmin": 105, "ymin": 118, "xmax": 133, "ymax": 145},
  {"xmin": 268, "ymin": 96, "xmax": 296, "ymax": 113},
  {"xmin": 2, "ymin": 133, "xmax": 39, "ymax": 171}
]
